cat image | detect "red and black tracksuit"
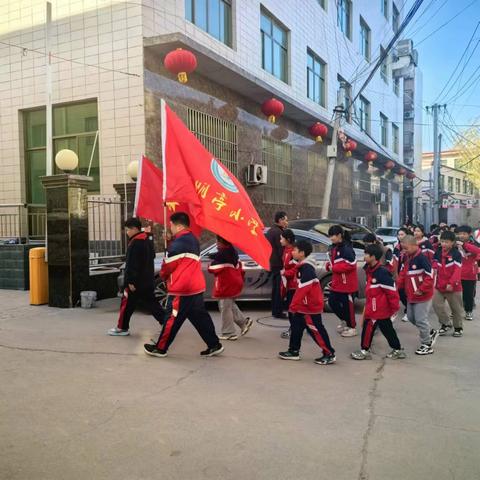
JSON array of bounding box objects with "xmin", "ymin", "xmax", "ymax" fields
[
  {"xmin": 432, "ymin": 246, "xmax": 463, "ymax": 294},
  {"xmin": 117, "ymin": 232, "xmax": 164, "ymax": 331},
  {"xmin": 288, "ymin": 256, "xmax": 335, "ymax": 355},
  {"xmin": 397, "ymin": 249, "xmax": 434, "ymax": 303},
  {"xmin": 208, "ymin": 245, "xmax": 244, "ymax": 299},
  {"xmin": 154, "ymin": 229, "xmax": 219, "ymax": 352},
  {"xmin": 327, "ymin": 242, "xmax": 358, "ymax": 328},
  {"xmin": 280, "ymin": 245, "xmax": 298, "ymax": 323},
  {"xmin": 418, "ymin": 237, "xmax": 435, "ymax": 263},
  {"xmin": 458, "ymin": 240, "xmax": 480, "ymax": 312},
  {"xmin": 361, "ymin": 263, "xmax": 401, "ymax": 351}
]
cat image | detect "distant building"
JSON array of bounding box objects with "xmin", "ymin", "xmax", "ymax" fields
[{"xmin": 421, "ymin": 150, "xmax": 479, "ymax": 226}]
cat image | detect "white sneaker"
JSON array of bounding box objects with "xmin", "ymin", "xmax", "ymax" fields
[
  {"xmin": 218, "ymin": 334, "xmax": 239, "ymax": 341},
  {"xmin": 108, "ymin": 327, "xmax": 130, "ymax": 336},
  {"xmin": 465, "ymin": 312, "xmax": 473, "ymax": 321},
  {"xmin": 341, "ymin": 327, "xmax": 358, "ymax": 337},
  {"xmin": 402, "ymin": 314, "xmax": 409, "ymax": 322},
  {"xmin": 391, "ymin": 312, "xmax": 398, "ymax": 322},
  {"xmin": 336, "ymin": 321, "xmax": 347, "ymax": 333}
]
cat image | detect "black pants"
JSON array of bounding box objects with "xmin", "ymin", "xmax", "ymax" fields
[
  {"xmin": 361, "ymin": 318, "xmax": 401, "ymax": 351},
  {"xmin": 462, "ymin": 280, "xmax": 476, "ymax": 313},
  {"xmin": 117, "ymin": 286, "xmax": 164, "ymax": 331},
  {"xmin": 155, "ymin": 293, "xmax": 219, "ymax": 351},
  {"xmin": 399, "ymin": 288, "xmax": 407, "ymax": 312},
  {"xmin": 289, "ymin": 313, "xmax": 335, "ymax": 355},
  {"xmin": 328, "ymin": 291, "xmax": 356, "ymax": 328},
  {"xmin": 271, "ymin": 268, "xmax": 284, "ymax": 317},
  {"xmin": 286, "ymin": 289, "xmax": 295, "ymax": 326}
]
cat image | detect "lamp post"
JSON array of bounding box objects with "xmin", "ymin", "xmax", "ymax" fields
[{"xmin": 55, "ymin": 149, "xmax": 79, "ymax": 173}]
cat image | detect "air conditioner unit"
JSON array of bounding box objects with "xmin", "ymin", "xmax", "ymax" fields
[
  {"xmin": 396, "ymin": 39, "xmax": 413, "ymax": 57},
  {"xmin": 404, "ymin": 111, "xmax": 414, "ymax": 120},
  {"xmin": 246, "ymin": 164, "xmax": 267, "ymax": 185}
]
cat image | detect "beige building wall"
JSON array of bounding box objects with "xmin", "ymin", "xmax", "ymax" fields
[{"xmin": 0, "ymin": 0, "xmax": 145, "ymax": 204}]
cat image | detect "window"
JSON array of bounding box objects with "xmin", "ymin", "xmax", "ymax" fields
[
  {"xmin": 440, "ymin": 175, "xmax": 445, "ymax": 191},
  {"xmin": 262, "ymin": 137, "xmax": 292, "ymax": 204},
  {"xmin": 261, "ymin": 10, "xmax": 288, "ymax": 83},
  {"xmin": 53, "ymin": 100, "xmax": 100, "ymax": 192},
  {"xmin": 316, "ymin": 0, "xmax": 326, "ymax": 9},
  {"xmin": 463, "ymin": 179, "xmax": 468, "ymax": 194},
  {"xmin": 381, "ymin": 0, "xmax": 389, "ymax": 19},
  {"xmin": 187, "ymin": 108, "xmax": 238, "ymax": 176},
  {"xmin": 337, "ymin": 0, "xmax": 352, "ymax": 39},
  {"xmin": 380, "ymin": 47, "xmax": 388, "ymax": 83},
  {"xmin": 392, "ymin": 123, "xmax": 399, "ymax": 154},
  {"xmin": 360, "ymin": 17, "xmax": 370, "ymax": 61},
  {"xmin": 359, "ymin": 95, "xmax": 371, "ymax": 134},
  {"xmin": 185, "ymin": 0, "xmax": 232, "ymax": 46},
  {"xmin": 24, "ymin": 100, "xmax": 100, "ymax": 204},
  {"xmin": 307, "ymin": 151, "xmax": 327, "ymax": 207},
  {"xmin": 307, "ymin": 49, "xmax": 326, "ymax": 107},
  {"xmin": 392, "ymin": 3, "xmax": 400, "ymax": 32},
  {"xmin": 335, "ymin": 160, "xmax": 352, "ymax": 210},
  {"xmin": 393, "ymin": 76, "xmax": 400, "ymax": 96},
  {"xmin": 448, "ymin": 176, "xmax": 453, "ymax": 192},
  {"xmin": 470, "ymin": 182, "xmax": 474, "ymax": 195},
  {"xmin": 455, "ymin": 178, "xmax": 461, "ymax": 193},
  {"xmin": 338, "ymin": 75, "xmax": 352, "ymax": 123},
  {"xmin": 380, "ymin": 113, "xmax": 388, "ymax": 147}
]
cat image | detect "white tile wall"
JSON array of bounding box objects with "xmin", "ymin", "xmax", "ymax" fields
[{"xmin": 0, "ymin": 0, "xmax": 145, "ymax": 203}]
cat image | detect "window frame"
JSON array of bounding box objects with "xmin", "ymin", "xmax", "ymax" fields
[
  {"xmin": 261, "ymin": 9, "xmax": 289, "ymax": 83},
  {"xmin": 307, "ymin": 48, "xmax": 327, "ymax": 108},
  {"xmin": 359, "ymin": 95, "xmax": 371, "ymax": 134},
  {"xmin": 380, "ymin": 113, "xmax": 388, "ymax": 147},
  {"xmin": 380, "ymin": 47, "xmax": 389, "ymax": 83},
  {"xmin": 359, "ymin": 17, "xmax": 371, "ymax": 61},
  {"xmin": 337, "ymin": 0, "xmax": 352, "ymax": 40},
  {"xmin": 185, "ymin": 0, "xmax": 233, "ymax": 47},
  {"xmin": 392, "ymin": 123, "xmax": 399, "ymax": 154},
  {"xmin": 381, "ymin": 0, "xmax": 389, "ymax": 20},
  {"xmin": 392, "ymin": 2, "xmax": 400, "ymax": 32}
]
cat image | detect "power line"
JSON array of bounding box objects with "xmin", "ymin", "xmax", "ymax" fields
[{"xmin": 446, "ymin": 64, "xmax": 480, "ymax": 104}]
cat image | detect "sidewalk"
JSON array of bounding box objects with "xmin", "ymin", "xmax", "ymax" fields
[{"xmin": 1, "ymin": 290, "xmax": 479, "ymax": 480}]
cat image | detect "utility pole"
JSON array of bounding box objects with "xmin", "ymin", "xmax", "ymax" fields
[
  {"xmin": 321, "ymin": 82, "xmax": 346, "ymax": 219},
  {"xmin": 46, "ymin": 2, "xmax": 53, "ymax": 176}
]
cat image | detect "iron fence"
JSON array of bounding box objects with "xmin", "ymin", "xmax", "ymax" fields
[
  {"xmin": 0, "ymin": 204, "xmax": 46, "ymax": 243},
  {"xmin": 87, "ymin": 195, "xmax": 125, "ymax": 270}
]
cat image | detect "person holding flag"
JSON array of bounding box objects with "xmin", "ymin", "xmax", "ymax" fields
[{"xmin": 144, "ymin": 213, "xmax": 224, "ymax": 358}]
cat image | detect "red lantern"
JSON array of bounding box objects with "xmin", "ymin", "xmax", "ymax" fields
[
  {"xmin": 406, "ymin": 171, "xmax": 416, "ymax": 180},
  {"xmin": 309, "ymin": 122, "xmax": 328, "ymax": 143},
  {"xmin": 261, "ymin": 98, "xmax": 284, "ymax": 123},
  {"xmin": 164, "ymin": 48, "xmax": 197, "ymax": 84},
  {"xmin": 384, "ymin": 160, "xmax": 395, "ymax": 170},
  {"xmin": 397, "ymin": 167, "xmax": 406, "ymax": 176},
  {"xmin": 344, "ymin": 139, "xmax": 357, "ymax": 157},
  {"xmin": 364, "ymin": 151, "xmax": 378, "ymax": 163}
]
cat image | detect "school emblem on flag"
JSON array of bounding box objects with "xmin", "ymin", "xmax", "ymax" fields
[{"xmin": 211, "ymin": 158, "xmax": 239, "ymax": 193}]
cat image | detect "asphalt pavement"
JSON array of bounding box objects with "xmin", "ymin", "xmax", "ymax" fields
[{"xmin": 1, "ymin": 290, "xmax": 479, "ymax": 480}]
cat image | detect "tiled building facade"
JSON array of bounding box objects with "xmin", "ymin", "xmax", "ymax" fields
[{"xmin": 0, "ymin": 0, "xmax": 412, "ymax": 231}]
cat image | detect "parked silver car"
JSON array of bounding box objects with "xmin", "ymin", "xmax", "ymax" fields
[
  {"xmin": 117, "ymin": 229, "xmax": 366, "ymax": 307},
  {"xmin": 375, "ymin": 227, "xmax": 400, "ymax": 246}
]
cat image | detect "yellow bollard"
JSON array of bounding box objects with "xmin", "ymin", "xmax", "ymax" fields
[{"xmin": 29, "ymin": 247, "xmax": 48, "ymax": 305}]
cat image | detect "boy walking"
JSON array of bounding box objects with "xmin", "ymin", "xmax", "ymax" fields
[
  {"xmin": 108, "ymin": 218, "xmax": 164, "ymax": 336},
  {"xmin": 351, "ymin": 244, "xmax": 405, "ymax": 360},
  {"xmin": 144, "ymin": 213, "xmax": 223, "ymax": 358},
  {"xmin": 456, "ymin": 225, "xmax": 480, "ymax": 321},
  {"xmin": 208, "ymin": 236, "xmax": 253, "ymax": 341},
  {"xmin": 432, "ymin": 231, "xmax": 465, "ymax": 337},
  {"xmin": 278, "ymin": 240, "xmax": 336, "ymax": 365},
  {"xmin": 397, "ymin": 235, "xmax": 438, "ymax": 355}
]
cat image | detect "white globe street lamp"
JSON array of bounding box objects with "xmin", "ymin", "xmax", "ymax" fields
[
  {"xmin": 127, "ymin": 160, "xmax": 139, "ymax": 181},
  {"xmin": 55, "ymin": 149, "xmax": 79, "ymax": 173}
]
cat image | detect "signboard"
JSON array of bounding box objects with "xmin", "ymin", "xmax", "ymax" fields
[{"xmin": 441, "ymin": 198, "xmax": 479, "ymax": 209}]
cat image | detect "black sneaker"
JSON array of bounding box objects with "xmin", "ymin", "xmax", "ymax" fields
[
  {"xmin": 314, "ymin": 354, "xmax": 336, "ymax": 365},
  {"xmin": 430, "ymin": 329, "xmax": 440, "ymax": 346},
  {"xmin": 438, "ymin": 325, "xmax": 451, "ymax": 336},
  {"xmin": 200, "ymin": 344, "xmax": 224, "ymax": 357},
  {"xmin": 278, "ymin": 350, "xmax": 300, "ymax": 360},
  {"xmin": 144, "ymin": 343, "xmax": 167, "ymax": 357},
  {"xmin": 452, "ymin": 328, "xmax": 463, "ymax": 337}
]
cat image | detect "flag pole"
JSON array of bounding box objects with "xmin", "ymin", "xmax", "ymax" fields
[
  {"xmin": 161, "ymin": 99, "xmax": 168, "ymax": 250},
  {"xmin": 133, "ymin": 155, "xmax": 143, "ymax": 218}
]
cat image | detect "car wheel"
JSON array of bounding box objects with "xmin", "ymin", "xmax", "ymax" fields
[
  {"xmin": 154, "ymin": 277, "xmax": 168, "ymax": 308},
  {"xmin": 321, "ymin": 275, "xmax": 332, "ymax": 312}
]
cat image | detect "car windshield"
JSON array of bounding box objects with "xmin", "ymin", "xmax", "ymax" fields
[
  {"xmin": 376, "ymin": 228, "xmax": 397, "ymax": 236},
  {"xmin": 311, "ymin": 222, "xmax": 369, "ymax": 240}
]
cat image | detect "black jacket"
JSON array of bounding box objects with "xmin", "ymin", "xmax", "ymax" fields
[
  {"xmin": 265, "ymin": 224, "xmax": 284, "ymax": 270},
  {"xmin": 124, "ymin": 232, "xmax": 155, "ymax": 290}
]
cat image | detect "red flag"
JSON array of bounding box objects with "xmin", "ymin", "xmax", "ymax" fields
[
  {"xmin": 161, "ymin": 101, "xmax": 272, "ymax": 270},
  {"xmin": 134, "ymin": 155, "xmax": 202, "ymax": 237}
]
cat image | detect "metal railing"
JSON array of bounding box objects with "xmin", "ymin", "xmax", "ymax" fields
[
  {"xmin": 0, "ymin": 204, "xmax": 46, "ymax": 243},
  {"xmin": 87, "ymin": 195, "xmax": 125, "ymax": 270}
]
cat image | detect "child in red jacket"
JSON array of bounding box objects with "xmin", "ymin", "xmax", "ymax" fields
[
  {"xmin": 208, "ymin": 236, "xmax": 253, "ymax": 341},
  {"xmin": 457, "ymin": 225, "xmax": 480, "ymax": 321},
  {"xmin": 397, "ymin": 235, "xmax": 438, "ymax": 355},
  {"xmin": 327, "ymin": 225, "xmax": 359, "ymax": 338},
  {"xmin": 414, "ymin": 224, "xmax": 435, "ymax": 263},
  {"xmin": 351, "ymin": 244, "xmax": 405, "ymax": 360},
  {"xmin": 279, "ymin": 229, "xmax": 297, "ymax": 339},
  {"xmin": 278, "ymin": 240, "xmax": 336, "ymax": 365},
  {"xmin": 432, "ymin": 231, "xmax": 464, "ymax": 337}
]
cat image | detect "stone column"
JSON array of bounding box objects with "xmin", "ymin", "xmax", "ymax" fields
[{"xmin": 41, "ymin": 174, "xmax": 92, "ymax": 308}]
